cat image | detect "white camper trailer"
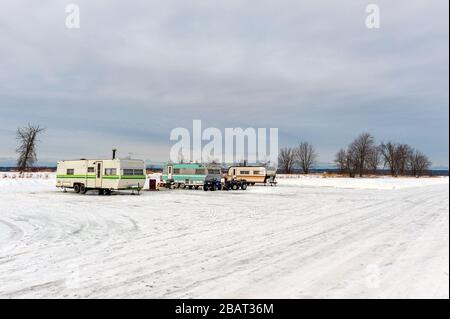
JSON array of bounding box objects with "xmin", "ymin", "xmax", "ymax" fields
[
  {"xmin": 227, "ymin": 165, "xmax": 277, "ymax": 185},
  {"xmin": 56, "ymin": 157, "xmax": 146, "ymax": 194}
]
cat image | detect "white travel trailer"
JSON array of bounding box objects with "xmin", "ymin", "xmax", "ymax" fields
[
  {"xmin": 227, "ymin": 165, "xmax": 277, "ymax": 185},
  {"xmin": 56, "ymin": 156, "xmax": 146, "ymax": 194}
]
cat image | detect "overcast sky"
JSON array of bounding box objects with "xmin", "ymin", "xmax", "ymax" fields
[{"xmin": 0, "ymin": 0, "xmax": 448, "ymax": 167}]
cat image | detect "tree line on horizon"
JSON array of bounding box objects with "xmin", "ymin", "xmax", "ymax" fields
[
  {"xmin": 14, "ymin": 124, "xmax": 433, "ymax": 177},
  {"xmin": 278, "ymin": 133, "xmax": 432, "ymax": 177}
]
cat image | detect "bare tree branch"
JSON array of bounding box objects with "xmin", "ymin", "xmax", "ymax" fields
[
  {"xmin": 295, "ymin": 142, "xmax": 318, "ymax": 174},
  {"xmin": 16, "ymin": 124, "xmax": 45, "ymax": 172}
]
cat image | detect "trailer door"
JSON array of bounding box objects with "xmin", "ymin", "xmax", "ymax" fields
[
  {"xmin": 95, "ymin": 161, "xmax": 103, "ymax": 188},
  {"xmin": 167, "ymin": 165, "xmax": 173, "ymax": 180}
]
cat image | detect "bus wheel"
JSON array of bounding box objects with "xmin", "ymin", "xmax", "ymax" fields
[
  {"xmin": 74, "ymin": 184, "xmax": 81, "ymax": 193},
  {"xmin": 80, "ymin": 184, "xmax": 87, "ymax": 194}
]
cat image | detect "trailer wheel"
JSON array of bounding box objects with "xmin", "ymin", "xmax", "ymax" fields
[
  {"xmin": 195, "ymin": 186, "xmax": 200, "ymax": 190},
  {"xmin": 241, "ymin": 183, "xmax": 247, "ymax": 190},
  {"xmin": 74, "ymin": 184, "xmax": 81, "ymax": 193},
  {"xmin": 98, "ymin": 189, "xmax": 105, "ymax": 195},
  {"xmin": 231, "ymin": 183, "xmax": 239, "ymax": 190},
  {"xmin": 104, "ymin": 189, "xmax": 112, "ymax": 195},
  {"xmin": 80, "ymin": 184, "xmax": 87, "ymax": 194},
  {"xmin": 203, "ymin": 186, "xmax": 208, "ymax": 191}
]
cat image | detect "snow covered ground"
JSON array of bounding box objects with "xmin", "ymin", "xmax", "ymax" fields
[{"xmin": 0, "ymin": 174, "xmax": 448, "ymax": 298}]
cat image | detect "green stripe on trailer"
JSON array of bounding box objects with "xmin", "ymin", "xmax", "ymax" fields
[
  {"xmin": 56, "ymin": 175, "xmax": 96, "ymax": 179},
  {"xmin": 162, "ymin": 174, "xmax": 206, "ymax": 180},
  {"xmin": 57, "ymin": 175, "xmax": 146, "ymax": 180}
]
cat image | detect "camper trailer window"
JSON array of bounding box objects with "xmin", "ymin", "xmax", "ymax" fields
[
  {"xmin": 123, "ymin": 169, "xmax": 134, "ymax": 176},
  {"xmin": 66, "ymin": 169, "xmax": 74, "ymax": 175},
  {"xmin": 173, "ymin": 169, "xmax": 180, "ymax": 174},
  {"xmin": 208, "ymin": 169, "xmax": 220, "ymax": 174},
  {"xmin": 240, "ymin": 171, "xmax": 250, "ymax": 174},
  {"xmin": 123, "ymin": 169, "xmax": 144, "ymax": 175},
  {"xmin": 253, "ymin": 171, "xmax": 261, "ymax": 175},
  {"xmin": 104, "ymin": 168, "xmax": 117, "ymax": 176},
  {"xmin": 195, "ymin": 169, "xmax": 206, "ymax": 175},
  {"xmin": 87, "ymin": 167, "xmax": 95, "ymax": 173}
]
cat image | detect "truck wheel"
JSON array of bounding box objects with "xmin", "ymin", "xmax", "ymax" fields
[
  {"xmin": 74, "ymin": 184, "xmax": 81, "ymax": 193},
  {"xmin": 80, "ymin": 184, "xmax": 87, "ymax": 194},
  {"xmin": 241, "ymin": 183, "xmax": 247, "ymax": 190},
  {"xmin": 232, "ymin": 183, "xmax": 239, "ymax": 190}
]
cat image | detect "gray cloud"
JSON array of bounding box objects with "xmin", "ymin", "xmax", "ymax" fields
[{"xmin": 0, "ymin": 0, "xmax": 448, "ymax": 166}]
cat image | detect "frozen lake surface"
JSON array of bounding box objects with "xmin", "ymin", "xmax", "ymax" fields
[{"xmin": 0, "ymin": 174, "xmax": 448, "ymax": 298}]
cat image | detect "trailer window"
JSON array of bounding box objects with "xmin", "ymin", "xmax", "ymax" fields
[
  {"xmin": 173, "ymin": 169, "xmax": 180, "ymax": 174},
  {"xmin": 66, "ymin": 169, "xmax": 74, "ymax": 175},
  {"xmin": 104, "ymin": 168, "xmax": 117, "ymax": 175},
  {"xmin": 208, "ymin": 169, "xmax": 220, "ymax": 175},
  {"xmin": 240, "ymin": 171, "xmax": 250, "ymax": 175},
  {"xmin": 87, "ymin": 167, "xmax": 95, "ymax": 173},
  {"xmin": 123, "ymin": 169, "xmax": 133, "ymax": 175},
  {"xmin": 253, "ymin": 171, "xmax": 261, "ymax": 175},
  {"xmin": 195, "ymin": 169, "xmax": 206, "ymax": 175},
  {"xmin": 123, "ymin": 169, "xmax": 144, "ymax": 175}
]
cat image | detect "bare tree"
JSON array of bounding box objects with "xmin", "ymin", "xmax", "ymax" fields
[
  {"xmin": 380, "ymin": 142, "xmax": 398, "ymax": 176},
  {"xmin": 295, "ymin": 142, "xmax": 318, "ymax": 174},
  {"xmin": 334, "ymin": 148, "xmax": 347, "ymax": 173},
  {"xmin": 348, "ymin": 133, "xmax": 375, "ymax": 177},
  {"xmin": 278, "ymin": 147, "xmax": 295, "ymax": 174},
  {"xmin": 395, "ymin": 143, "xmax": 413, "ymax": 175},
  {"xmin": 334, "ymin": 148, "xmax": 358, "ymax": 177},
  {"xmin": 366, "ymin": 146, "xmax": 381, "ymax": 174},
  {"xmin": 380, "ymin": 142, "xmax": 412, "ymax": 176},
  {"xmin": 408, "ymin": 149, "xmax": 431, "ymax": 177},
  {"xmin": 16, "ymin": 124, "xmax": 45, "ymax": 172}
]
